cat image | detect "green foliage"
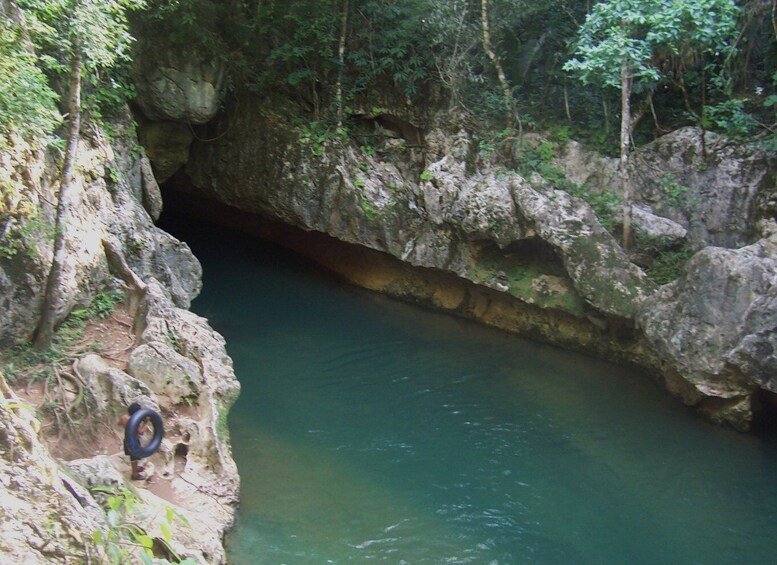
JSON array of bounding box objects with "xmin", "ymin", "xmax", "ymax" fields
[
  {"xmin": 564, "ymin": 183, "xmax": 622, "ymax": 232},
  {"xmin": 297, "ymin": 120, "xmax": 344, "ymax": 156},
  {"xmin": 347, "ymin": 0, "xmax": 432, "ymax": 100},
  {"xmin": 563, "ymin": 0, "xmax": 742, "ymax": 147},
  {"xmin": 91, "ymin": 485, "xmax": 195, "ymax": 564},
  {"xmin": 358, "ymin": 199, "xmax": 376, "ymax": 220},
  {"xmin": 657, "ymin": 174, "xmax": 689, "ymax": 211},
  {"xmin": 84, "ymin": 64, "xmax": 138, "ymax": 121},
  {"xmin": 29, "ymin": 0, "xmax": 145, "ymax": 122},
  {"xmin": 166, "ymin": 324, "xmax": 182, "ymax": 354},
  {"xmin": 703, "ymin": 98, "xmax": 758, "ymax": 138},
  {"xmin": 548, "ymin": 125, "xmax": 571, "ymax": 144},
  {"xmin": 242, "ymin": 0, "xmax": 440, "ymax": 112},
  {"xmin": 419, "ymin": 170, "xmax": 434, "ymax": 182},
  {"xmin": 90, "ymin": 290, "xmax": 123, "ymax": 319},
  {"xmin": 19, "ymin": 0, "xmax": 145, "ymax": 71},
  {"xmin": 0, "ymin": 217, "xmax": 55, "ymax": 260},
  {"xmin": 642, "ymin": 245, "xmax": 693, "ymax": 285},
  {"xmin": 142, "ymin": 0, "xmax": 225, "ymax": 49},
  {"xmin": 563, "ymin": 0, "xmax": 661, "ymax": 91},
  {"xmin": 514, "ymin": 141, "xmax": 563, "ymax": 183},
  {"xmin": 564, "ymin": 0, "xmax": 739, "ymax": 92},
  {"xmin": 0, "ymin": 17, "xmax": 60, "ymax": 144}
]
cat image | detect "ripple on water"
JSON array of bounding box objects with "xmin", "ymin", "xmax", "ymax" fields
[{"xmin": 173, "ymin": 222, "xmax": 777, "ymax": 565}]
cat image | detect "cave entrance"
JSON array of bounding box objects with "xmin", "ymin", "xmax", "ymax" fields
[{"xmin": 752, "ymin": 389, "xmax": 777, "ymax": 436}]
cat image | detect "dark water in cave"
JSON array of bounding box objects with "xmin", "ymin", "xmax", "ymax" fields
[{"xmin": 165, "ymin": 217, "xmax": 777, "ymax": 564}]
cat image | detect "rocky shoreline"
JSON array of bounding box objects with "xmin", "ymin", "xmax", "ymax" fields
[
  {"xmin": 0, "ymin": 118, "xmax": 239, "ymax": 563},
  {"xmin": 1, "ymin": 25, "xmax": 776, "ymax": 562}
]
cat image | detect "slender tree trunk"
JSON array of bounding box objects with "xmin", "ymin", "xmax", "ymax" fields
[
  {"xmin": 481, "ymin": 0, "xmax": 515, "ymax": 131},
  {"xmin": 34, "ymin": 46, "xmax": 82, "ymax": 350},
  {"xmin": 620, "ymin": 60, "xmax": 634, "ymax": 252},
  {"xmin": 563, "ymin": 75, "xmax": 572, "ymax": 124},
  {"xmin": 602, "ymin": 98, "xmax": 611, "ymax": 138},
  {"xmin": 773, "ymin": 0, "xmax": 777, "ymax": 39},
  {"xmin": 335, "ymin": 0, "xmax": 349, "ymax": 129}
]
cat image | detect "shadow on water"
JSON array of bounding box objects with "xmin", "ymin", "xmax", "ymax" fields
[{"xmin": 159, "ymin": 213, "xmax": 777, "ymax": 565}]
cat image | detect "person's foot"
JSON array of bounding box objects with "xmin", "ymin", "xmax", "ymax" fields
[{"xmin": 131, "ymin": 472, "xmax": 147, "ymax": 481}]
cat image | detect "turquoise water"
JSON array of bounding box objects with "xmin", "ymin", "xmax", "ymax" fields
[{"xmin": 175, "ymin": 221, "xmax": 777, "ymax": 564}]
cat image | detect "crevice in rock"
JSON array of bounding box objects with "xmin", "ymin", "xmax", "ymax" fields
[{"xmin": 174, "ymin": 442, "xmax": 189, "ymax": 474}]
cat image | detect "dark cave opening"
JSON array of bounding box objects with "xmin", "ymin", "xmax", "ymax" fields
[{"xmin": 751, "ymin": 389, "xmax": 777, "ymax": 436}]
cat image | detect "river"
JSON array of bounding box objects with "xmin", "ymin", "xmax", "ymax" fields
[{"xmin": 164, "ymin": 217, "xmax": 777, "ymax": 564}]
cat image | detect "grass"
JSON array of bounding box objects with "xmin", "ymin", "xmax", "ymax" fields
[{"xmin": 643, "ymin": 247, "xmax": 693, "ymax": 285}]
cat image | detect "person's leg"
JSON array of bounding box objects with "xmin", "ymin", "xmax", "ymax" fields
[{"xmin": 130, "ymin": 459, "xmax": 146, "ymax": 480}]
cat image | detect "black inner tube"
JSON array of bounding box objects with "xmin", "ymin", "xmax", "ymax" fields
[{"xmin": 125, "ymin": 408, "xmax": 164, "ymax": 459}]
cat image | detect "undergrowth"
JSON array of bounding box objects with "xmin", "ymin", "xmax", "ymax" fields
[
  {"xmin": 642, "ymin": 246, "xmax": 693, "ymax": 285},
  {"xmin": 0, "ymin": 289, "xmax": 124, "ymax": 383},
  {"xmin": 90, "ymin": 485, "xmax": 197, "ymax": 564}
]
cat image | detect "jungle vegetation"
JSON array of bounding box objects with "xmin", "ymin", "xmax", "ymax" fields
[
  {"xmin": 1, "ymin": 0, "xmax": 775, "ymax": 314},
  {"xmin": 1, "ymin": 0, "xmax": 774, "ymax": 151}
]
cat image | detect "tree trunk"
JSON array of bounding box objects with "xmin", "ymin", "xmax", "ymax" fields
[
  {"xmin": 335, "ymin": 0, "xmax": 349, "ymax": 129},
  {"xmin": 34, "ymin": 46, "xmax": 82, "ymax": 350},
  {"xmin": 620, "ymin": 60, "xmax": 634, "ymax": 252},
  {"xmin": 773, "ymin": 0, "xmax": 777, "ymax": 39},
  {"xmin": 481, "ymin": 0, "xmax": 515, "ymax": 131}
]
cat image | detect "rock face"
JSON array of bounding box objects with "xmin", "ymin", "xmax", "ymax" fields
[
  {"xmin": 556, "ymin": 127, "xmax": 777, "ymax": 249},
  {"xmin": 0, "ymin": 274, "xmax": 241, "ymax": 563},
  {"xmin": 167, "ymin": 94, "xmax": 775, "ymax": 430},
  {"xmin": 0, "ymin": 112, "xmax": 240, "ymax": 562},
  {"xmin": 0, "ymin": 377, "xmax": 109, "ymax": 564},
  {"xmin": 0, "ymin": 116, "xmax": 201, "ymax": 346},
  {"xmin": 69, "ymin": 280, "xmax": 241, "ymax": 563},
  {"xmin": 132, "ymin": 37, "xmax": 225, "ymax": 125},
  {"xmin": 638, "ymin": 232, "xmax": 777, "ymax": 429},
  {"xmin": 130, "ymin": 26, "xmax": 227, "ymax": 182},
  {"xmin": 184, "ymin": 100, "xmax": 653, "ymax": 329}
]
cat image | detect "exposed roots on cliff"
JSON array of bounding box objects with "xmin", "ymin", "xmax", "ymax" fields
[{"xmin": 3, "ymin": 304, "xmax": 137, "ymax": 461}]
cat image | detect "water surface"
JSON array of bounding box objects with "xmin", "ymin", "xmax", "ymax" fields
[{"xmin": 171, "ymin": 220, "xmax": 777, "ymax": 564}]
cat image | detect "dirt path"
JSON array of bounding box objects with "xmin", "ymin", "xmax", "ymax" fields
[{"xmin": 9, "ymin": 304, "xmax": 190, "ymax": 506}]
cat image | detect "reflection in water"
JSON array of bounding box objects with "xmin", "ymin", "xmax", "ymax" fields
[{"xmin": 171, "ymin": 219, "xmax": 777, "ymax": 564}]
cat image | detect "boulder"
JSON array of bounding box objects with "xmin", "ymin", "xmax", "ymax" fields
[
  {"xmin": 632, "ymin": 127, "xmax": 776, "ymax": 249},
  {"xmin": 137, "ymin": 119, "xmax": 194, "ymax": 183},
  {"xmin": 631, "ymin": 204, "xmax": 687, "ymax": 246},
  {"xmin": 128, "ymin": 342, "xmax": 200, "ymax": 405},
  {"xmin": 136, "ymin": 280, "xmax": 240, "ymax": 482},
  {"xmin": 554, "ymin": 138, "xmax": 619, "ymax": 191},
  {"xmin": 74, "ymin": 354, "xmax": 158, "ymax": 414},
  {"xmin": 555, "ymin": 127, "xmax": 777, "ymax": 249},
  {"xmin": 0, "ymin": 377, "xmax": 108, "ymax": 564},
  {"xmin": 132, "ymin": 40, "xmax": 225, "ymax": 125},
  {"xmin": 638, "ymin": 233, "xmax": 777, "ymax": 428}
]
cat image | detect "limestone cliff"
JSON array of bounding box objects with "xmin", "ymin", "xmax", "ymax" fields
[
  {"xmin": 137, "ymin": 76, "xmax": 775, "ymax": 431},
  {"xmin": 0, "ymin": 114, "xmax": 240, "ymax": 563}
]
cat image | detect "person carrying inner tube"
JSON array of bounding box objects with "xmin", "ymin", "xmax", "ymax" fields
[{"xmin": 118, "ymin": 403, "xmax": 149, "ymax": 480}]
